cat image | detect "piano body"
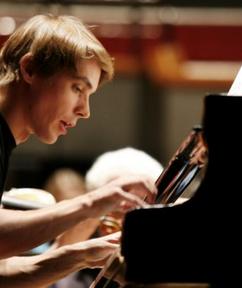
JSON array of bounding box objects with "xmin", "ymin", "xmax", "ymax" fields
[{"xmin": 121, "ymin": 94, "xmax": 241, "ymax": 287}]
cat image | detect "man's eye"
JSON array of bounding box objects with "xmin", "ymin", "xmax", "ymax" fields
[{"xmin": 73, "ymin": 86, "xmax": 82, "ymax": 93}]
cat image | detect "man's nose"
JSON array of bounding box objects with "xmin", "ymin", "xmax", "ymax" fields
[{"xmin": 76, "ymin": 99, "xmax": 90, "ymax": 119}]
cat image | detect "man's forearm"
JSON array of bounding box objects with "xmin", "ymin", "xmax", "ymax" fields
[
  {"xmin": 52, "ymin": 217, "xmax": 100, "ymax": 249},
  {"xmin": 0, "ymin": 244, "xmax": 87, "ymax": 288},
  {"xmin": 0, "ymin": 195, "xmax": 94, "ymax": 259},
  {"xmin": 0, "ymin": 235, "xmax": 118, "ymax": 288}
]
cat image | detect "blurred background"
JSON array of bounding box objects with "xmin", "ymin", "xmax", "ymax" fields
[{"xmin": 1, "ymin": 0, "xmax": 242, "ymax": 190}]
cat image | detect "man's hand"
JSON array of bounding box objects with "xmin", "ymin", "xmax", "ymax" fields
[{"xmin": 85, "ymin": 174, "xmax": 157, "ymax": 218}]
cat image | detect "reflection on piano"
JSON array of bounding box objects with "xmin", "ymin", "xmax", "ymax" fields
[{"xmin": 155, "ymin": 125, "xmax": 206, "ymax": 204}]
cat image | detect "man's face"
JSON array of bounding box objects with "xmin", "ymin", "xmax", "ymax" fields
[{"xmin": 27, "ymin": 58, "xmax": 101, "ymax": 144}]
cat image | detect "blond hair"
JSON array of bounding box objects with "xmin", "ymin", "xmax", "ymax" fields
[
  {"xmin": 86, "ymin": 147, "xmax": 163, "ymax": 191},
  {"xmin": 0, "ymin": 14, "xmax": 114, "ymax": 86}
]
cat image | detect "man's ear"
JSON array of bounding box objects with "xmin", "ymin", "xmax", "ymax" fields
[{"xmin": 19, "ymin": 53, "xmax": 34, "ymax": 84}]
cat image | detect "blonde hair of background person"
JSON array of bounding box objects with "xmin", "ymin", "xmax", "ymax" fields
[
  {"xmin": 0, "ymin": 14, "xmax": 157, "ymax": 288},
  {"xmin": 86, "ymin": 147, "xmax": 163, "ymax": 191}
]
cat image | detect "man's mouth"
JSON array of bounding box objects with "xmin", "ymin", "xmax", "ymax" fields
[{"xmin": 59, "ymin": 120, "xmax": 76, "ymax": 134}]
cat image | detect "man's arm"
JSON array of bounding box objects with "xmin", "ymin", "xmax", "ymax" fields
[
  {"xmin": 0, "ymin": 233, "xmax": 120, "ymax": 288},
  {"xmin": 0, "ymin": 197, "xmax": 87, "ymax": 258},
  {"xmin": 0, "ymin": 174, "xmax": 156, "ymax": 259},
  {"xmin": 52, "ymin": 218, "xmax": 101, "ymax": 249}
]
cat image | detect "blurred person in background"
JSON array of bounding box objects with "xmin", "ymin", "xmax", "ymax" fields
[
  {"xmin": 44, "ymin": 168, "xmax": 100, "ymax": 246},
  {"xmin": 44, "ymin": 167, "xmax": 101, "ymax": 288},
  {"xmin": 0, "ymin": 14, "xmax": 157, "ymax": 287}
]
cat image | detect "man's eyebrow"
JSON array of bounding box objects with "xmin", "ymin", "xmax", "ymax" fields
[{"xmin": 74, "ymin": 76, "xmax": 93, "ymax": 90}]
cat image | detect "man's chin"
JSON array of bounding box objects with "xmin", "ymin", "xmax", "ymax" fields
[{"xmin": 39, "ymin": 136, "xmax": 58, "ymax": 145}]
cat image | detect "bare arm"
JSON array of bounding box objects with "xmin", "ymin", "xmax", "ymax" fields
[
  {"xmin": 0, "ymin": 174, "xmax": 156, "ymax": 259},
  {"xmin": 0, "ymin": 233, "xmax": 120, "ymax": 288},
  {"xmin": 52, "ymin": 218, "xmax": 101, "ymax": 248},
  {"xmin": 0, "ymin": 197, "xmax": 88, "ymax": 259}
]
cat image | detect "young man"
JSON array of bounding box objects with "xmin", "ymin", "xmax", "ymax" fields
[{"xmin": 0, "ymin": 14, "xmax": 157, "ymax": 287}]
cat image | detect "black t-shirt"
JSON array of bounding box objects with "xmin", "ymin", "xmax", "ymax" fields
[{"xmin": 0, "ymin": 113, "xmax": 16, "ymax": 201}]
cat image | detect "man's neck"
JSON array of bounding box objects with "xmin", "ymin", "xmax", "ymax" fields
[{"xmin": 0, "ymin": 83, "xmax": 31, "ymax": 145}]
